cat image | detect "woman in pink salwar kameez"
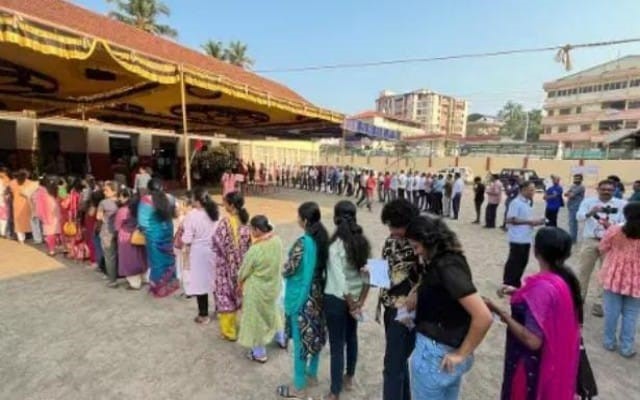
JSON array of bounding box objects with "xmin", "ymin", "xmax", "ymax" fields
[
  {"xmin": 36, "ymin": 179, "xmax": 61, "ymax": 256},
  {"xmin": 221, "ymin": 170, "xmax": 237, "ymax": 197},
  {"xmin": 486, "ymin": 227, "xmax": 582, "ymax": 400}
]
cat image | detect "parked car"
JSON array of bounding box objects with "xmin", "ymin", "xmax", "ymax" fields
[
  {"xmin": 437, "ymin": 167, "xmax": 475, "ymax": 184},
  {"xmin": 498, "ymin": 168, "xmax": 545, "ymax": 190}
]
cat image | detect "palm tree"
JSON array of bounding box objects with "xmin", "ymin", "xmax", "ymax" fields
[
  {"xmin": 106, "ymin": 0, "xmax": 178, "ymax": 38},
  {"xmin": 201, "ymin": 40, "xmax": 226, "ymax": 61},
  {"xmin": 224, "ymin": 41, "xmax": 254, "ymax": 69}
]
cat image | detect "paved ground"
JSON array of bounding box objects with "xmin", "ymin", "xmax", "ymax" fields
[{"xmin": 1, "ymin": 188, "xmax": 638, "ymax": 400}]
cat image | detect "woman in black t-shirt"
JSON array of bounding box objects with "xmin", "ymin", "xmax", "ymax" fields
[{"xmin": 405, "ymin": 216, "xmax": 492, "ymax": 400}]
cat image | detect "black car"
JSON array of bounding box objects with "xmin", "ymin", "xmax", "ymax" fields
[{"xmin": 498, "ymin": 168, "xmax": 545, "ymax": 190}]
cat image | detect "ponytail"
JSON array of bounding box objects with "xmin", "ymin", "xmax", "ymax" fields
[
  {"xmin": 331, "ymin": 200, "xmax": 371, "ymax": 269},
  {"xmin": 224, "ymin": 191, "xmax": 249, "ymax": 225},
  {"xmin": 192, "ymin": 187, "xmax": 219, "ymax": 222},
  {"xmin": 298, "ymin": 201, "xmax": 330, "ymax": 276}
]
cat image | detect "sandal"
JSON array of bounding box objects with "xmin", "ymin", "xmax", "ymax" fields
[
  {"xmin": 245, "ymin": 351, "xmax": 267, "ymax": 364},
  {"xmin": 194, "ymin": 316, "xmax": 211, "ymax": 325},
  {"xmin": 218, "ymin": 334, "xmax": 237, "ymax": 342},
  {"xmin": 276, "ymin": 385, "xmax": 308, "ymax": 399}
]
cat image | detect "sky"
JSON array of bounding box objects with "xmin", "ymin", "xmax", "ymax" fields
[{"xmin": 74, "ymin": 0, "xmax": 640, "ymax": 116}]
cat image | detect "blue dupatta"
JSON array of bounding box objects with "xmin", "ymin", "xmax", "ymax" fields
[{"xmin": 284, "ymin": 234, "xmax": 317, "ymax": 316}]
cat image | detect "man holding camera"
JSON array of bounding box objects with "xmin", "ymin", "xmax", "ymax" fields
[{"xmin": 577, "ymin": 179, "xmax": 627, "ymax": 317}]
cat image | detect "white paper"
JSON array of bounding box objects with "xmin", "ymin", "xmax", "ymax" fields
[{"xmin": 367, "ymin": 258, "xmax": 391, "ymax": 289}]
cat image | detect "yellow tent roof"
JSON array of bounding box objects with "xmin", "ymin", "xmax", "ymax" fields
[{"xmin": 0, "ymin": 0, "xmax": 343, "ymax": 138}]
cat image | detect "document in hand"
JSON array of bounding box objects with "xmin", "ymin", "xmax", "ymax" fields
[{"xmin": 366, "ymin": 258, "xmax": 391, "ymax": 289}]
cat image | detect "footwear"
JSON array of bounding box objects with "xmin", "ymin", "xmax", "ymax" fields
[
  {"xmin": 194, "ymin": 316, "xmax": 210, "ymax": 325},
  {"xmin": 620, "ymin": 350, "xmax": 637, "ymax": 359},
  {"xmin": 106, "ymin": 281, "xmax": 119, "ymax": 289},
  {"xmin": 603, "ymin": 343, "xmax": 617, "ymax": 352},
  {"xmin": 591, "ymin": 304, "xmax": 604, "ymax": 317},
  {"xmin": 343, "ymin": 375, "xmax": 354, "ymax": 391},
  {"xmin": 245, "ymin": 350, "xmax": 267, "ymax": 364},
  {"xmin": 276, "ymin": 385, "xmax": 307, "ymax": 399}
]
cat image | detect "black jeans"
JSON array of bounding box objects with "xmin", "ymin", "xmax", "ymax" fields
[
  {"xmin": 545, "ymin": 208, "xmax": 559, "ymax": 227},
  {"xmin": 485, "ymin": 203, "xmax": 498, "ymax": 228},
  {"xmin": 503, "ymin": 243, "xmax": 531, "ymax": 287},
  {"xmin": 196, "ymin": 294, "xmax": 209, "ymax": 317},
  {"xmin": 452, "ymin": 193, "xmax": 462, "ymax": 219},
  {"xmin": 397, "ymin": 188, "xmax": 405, "ymax": 199},
  {"xmin": 474, "ymin": 199, "xmax": 484, "ymax": 222},
  {"xmin": 383, "ymin": 307, "xmax": 415, "ymax": 400},
  {"xmin": 325, "ymin": 295, "xmax": 358, "ymax": 396}
]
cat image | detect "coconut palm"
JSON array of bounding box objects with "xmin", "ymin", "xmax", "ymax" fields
[
  {"xmin": 224, "ymin": 41, "xmax": 254, "ymax": 69},
  {"xmin": 201, "ymin": 40, "xmax": 226, "ymax": 61},
  {"xmin": 106, "ymin": 0, "xmax": 178, "ymax": 38}
]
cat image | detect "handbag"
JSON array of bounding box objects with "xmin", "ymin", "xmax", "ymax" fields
[
  {"xmin": 576, "ymin": 337, "xmax": 598, "ymax": 400},
  {"xmin": 130, "ymin": 229, "xmax": 146, "ymax": 246},
  {"xmin": 63, "ymin": 221, "xmax": 78, "ymax": 237}
]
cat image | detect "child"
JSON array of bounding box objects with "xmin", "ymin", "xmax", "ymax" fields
[{"xmin": 173, "ymin": 193, "xmax": 192, "ymax": 296}]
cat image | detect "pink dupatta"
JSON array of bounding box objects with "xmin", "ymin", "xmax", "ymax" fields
[
  {"xmin": 34, "ymin": 187, "xmax": 55, "ymax": 226},
  {"xmin": 511, "ymin": 272, "xmax": 580, "ymax": 400}
]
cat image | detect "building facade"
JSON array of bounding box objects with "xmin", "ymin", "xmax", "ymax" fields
[
  {"xmin": 375, "ymin": 89, "xmax": 469, "ymax": 137},
  {"xmin": 466, "ymin": 115, "xmax": 504, "ymax": 137},
  {"xmin": 541, "ymin": 55, "xmax": 640, "ymax": 147}
]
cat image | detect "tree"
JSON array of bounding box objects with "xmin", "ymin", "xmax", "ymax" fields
[
  {"xmin": 106, "ymin": 0, "xmax": 178, "ymax": 38},
  {"xmin": 201, "ymin": 40, "xmax": 226, "ymax": 60},
  {"xmin": 467, "ymin": 113, "xmax": 484, "ymax": 122},
  {"xmin": 224, "ymin": 41, "xmax": 254, "ymax": 69},
  {"xmin": 497, "ymin": 101, "xmax": 543, "ymax": 141}
]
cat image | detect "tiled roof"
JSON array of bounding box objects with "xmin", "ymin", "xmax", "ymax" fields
[{"xmin": 0, "ymin": 0, "xmax": 309, "ymax": 104}]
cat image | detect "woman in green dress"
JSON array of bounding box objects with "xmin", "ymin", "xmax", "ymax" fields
[{"xmin": 238, "ymin": 215, "xmax": 287, "ymax": 363}]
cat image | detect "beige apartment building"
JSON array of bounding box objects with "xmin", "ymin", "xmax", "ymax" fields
[
  {"xmin": 375, "ymin": 89, "xmax": 469, "ymax": 136},
  {"xmin": 541, "ymin": 55, "xmax": 640, "ymax": 148}
]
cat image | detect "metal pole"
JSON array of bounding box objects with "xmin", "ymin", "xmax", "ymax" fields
[
  {"xmin": 179, "ymin": 65, "xmax": 192, "ymax": 190},
  {"xmin": 523, "ymin": 111, "xmax": 530, "ymax": 143}
]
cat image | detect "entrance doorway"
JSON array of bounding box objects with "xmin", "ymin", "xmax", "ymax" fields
[{"xmin": 153, "ymin": 141, "xmax": 177, "ymax": 180}]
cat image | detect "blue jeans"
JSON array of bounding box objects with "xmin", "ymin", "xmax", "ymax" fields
[
  {"xmin": 383, "ymin": 307, "xmax": 415, "ymax": 400},
  {"xmin": 603, "ymin": 290, "xmax": 640, "ymax": 356},
  {"xmin": 568, "ymin": 207, "xmax": 579, "ymax": 243},
  {"xmin": 410, "ymin": 334, "xmax": 474, "ymax": 400}
]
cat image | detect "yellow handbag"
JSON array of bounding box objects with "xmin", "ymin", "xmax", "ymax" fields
[
  {"xmin": 63, "ymin": 221, "xmax": 78, "ymax": 237},
  {"xmin": 130, "ymin": 229, "xmax": 146, "ymax": 246}
]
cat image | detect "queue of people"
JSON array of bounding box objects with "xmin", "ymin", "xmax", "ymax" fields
[{"xmin": 3, "ymin": 161, "xmax": 639, "ymax": 399}]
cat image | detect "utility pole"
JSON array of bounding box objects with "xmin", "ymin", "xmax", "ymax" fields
[{"xmin": 523, "ymin": 111, "xmax": 530, "ymax": 143}]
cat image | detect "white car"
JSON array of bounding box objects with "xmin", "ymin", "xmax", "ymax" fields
[{"xmin": 436, "ymin": 167, "xmax": 475, "ymax": 184}]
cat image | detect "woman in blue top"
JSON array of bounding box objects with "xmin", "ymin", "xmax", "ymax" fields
[{"xmin": 277, "ymin": 202, "xmax": 329, "ymax": 399}]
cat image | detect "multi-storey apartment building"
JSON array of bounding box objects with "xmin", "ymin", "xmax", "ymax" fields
[
  {"xmin": 541, "ymin": 55, "xmax": 640, "ymax": 147},
  {"xmin": 375, "ymin": 89, "xmax": 468, "ymax": 137}
]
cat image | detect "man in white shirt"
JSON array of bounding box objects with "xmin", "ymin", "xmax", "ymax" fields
[
  {"xmin": 451, "ymin": 172, "xmax": 465, "ymax": 220},
  {"xmin": 406, "ymin": 172, "xmax": 414, "ymax": 205},
  {"xmin": 397, "ymin": 170, "xmax": 407, "ymax": 199},
  {"xmin": 576, "ymin": 179, "xmax": 627, "ymax": 317},
  {"xmin": 417, "ymin": 173, "xmax": 427, "ymax": 211},
  {"xmin": 501, "ymin": 181, "xmax": 545, "ymax": 290}
]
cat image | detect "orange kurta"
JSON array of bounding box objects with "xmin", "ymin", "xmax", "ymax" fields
[{"xmin": 9, "ymin": 180, "xmax": 32, "ymax": 234}]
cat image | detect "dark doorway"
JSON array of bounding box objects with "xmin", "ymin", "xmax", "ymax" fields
[
  {"xmin": 39, "ymin": 130, "xmax": 62, "ymax": 174},
  {"xmin": 153, "ymin": 141, "xmax": 177, "ymax": 180}
]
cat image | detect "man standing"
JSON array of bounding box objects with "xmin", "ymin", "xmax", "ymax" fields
[
  {"xmin": 501, "ymin": 177, "xmax": 521, "ymax": 231},
  {"xmin": 501, "ymin": 181, "xmax": 545, "ymax": 290},
  {"xmin": 405, "ymin": 171, "xmax": 414, "ymax": 205},
  {"xmin": 443, "ymin": 174, "xmax": 453, "ymax": 218},
  {"xmin": 378, "ymin": 199, "xmax": 420, "ymax": 400},
  {"xmin": 397, "ymin": 170, "xmax": 407, "ymax": 199},
  {"xmin": 544, "ymin": 175, "xmax": 564, "ymax": 227},
  {"xmin": 564, "ymin": 174, "xmax": 585, "ymax": 243},
  {"xmin": 577, "ymin": 179, "xmax": 627, "ymax": 317},
  {"xmin": 472, "ymin": 176, "xmax": 485, "ymax": 224},
  {"xmin": 629, "ymin": 180, "xmax": 640, "ymax": 202},
  {"xmin": 432, "ymin": 174, "xmax": 445, "ymax": 215},
  {"xmin": 485, "ymin": 175, "xmax": 502, "ymax": 228},
  {"xmin": 451, "ymin": 172, "xmax": 464, "ymax": 220}
]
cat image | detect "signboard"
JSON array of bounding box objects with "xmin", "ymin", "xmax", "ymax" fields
[
  {"xmin": 343, "ymin": 119, "xmax": 400, "ymax": 141},
  {"xmin": 570, "ymin": 165, "xmax": 599, "ymax": 176}
]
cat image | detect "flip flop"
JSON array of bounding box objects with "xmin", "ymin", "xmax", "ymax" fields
[{"xmin": 245, "ymin": 351, "xmax": 267, "ymax": 364}]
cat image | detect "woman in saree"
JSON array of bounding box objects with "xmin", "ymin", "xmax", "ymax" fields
[
  {"xmin": 485, "ymin": 227, "xmax": 582, "ymax": 400},
  {"xmin": 238, "ymin": 215, "xmax": 287, "ymax": 363},
  {"xmin": 9, "ymin": 169, "xmax": 32, "ymax": 243},
  {"xmin": 277, "ymin": 201, "xmax": 329, "ymax": 399},
  {"xmin": 138, "ymin": 178, "xmax": 180, "ymax": 298},
  {"xmin": 115, "ymin": 187, "xmax": 147, "ymax": 290},
  {"xmin": 60, "ymin": 178, "xmax": 83, "ymax": 257},
  {"xmin": 212, "ymin": 191, "xmax": 251, "ymax": 341}
]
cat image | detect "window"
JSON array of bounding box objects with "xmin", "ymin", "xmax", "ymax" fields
[
  {"xmin": 544, "ymin": 127, "xmax": 551, "ymax": 134},
  {"xmin": 576, "ymin": 106, "xmax": 582, "ymax": 114},
  {"xmin": 628, "ymin": 100, "xmax": 640, "ymax": 109},
  {"xmin": 625, "ymin": 121, "xmax": 638, "ymax": 129},
  {"xmin": 559, "ymin": 108, "xmax": 571, "ymax": 115},
  {"xmin": 558, "ymin": 125, "xmax": 568, "ymax": 133},
  {"xmin": 580, "ymin": 124, "xmax": 591, "ymax": 132},
  {"xmin": 547, "ymin": 109, "xmax": 554, "ymax": 116},
  {"xmin": 548, "ymin": 91, "xmax": 556, "ymax": 98},
  {"xmin": 599, "ymin": 120, "xmax": 623, "ymax": 131},
  {"xmin": 630, "ymin": 79, "xmax": 640, "ymax": 87},
  {"xmin": 602, "ymin": 100, "xmax": 626, "ymax": 110},
  {"xmin": 571, "ymin": 88, "xmax": 578, "ymax": 95}
]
